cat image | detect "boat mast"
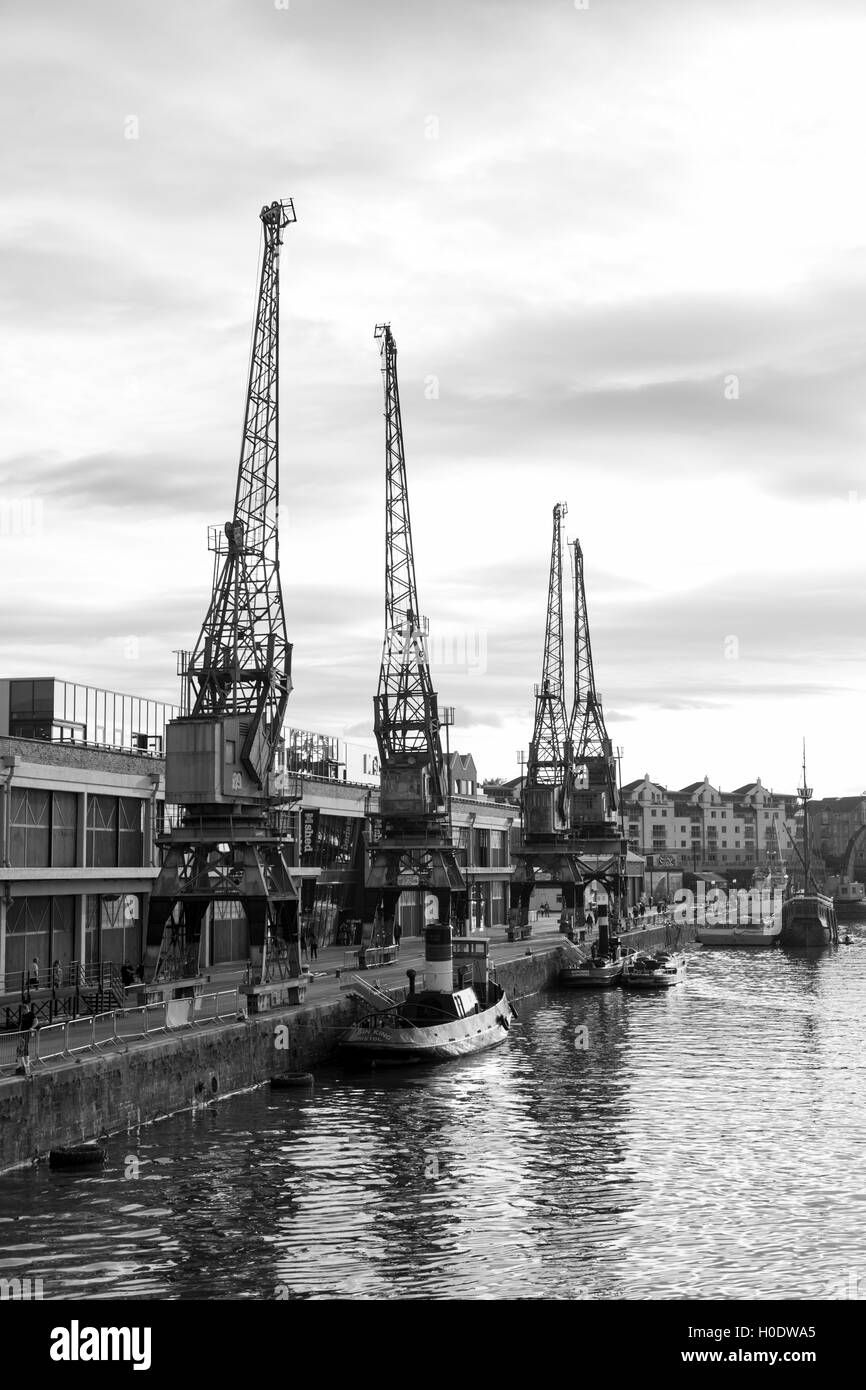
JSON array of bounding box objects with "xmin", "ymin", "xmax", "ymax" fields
[{"xmin": 799, "ymin": 740, "xmax": 815, "ymax": 894}]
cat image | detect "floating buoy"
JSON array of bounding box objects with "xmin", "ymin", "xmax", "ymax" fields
[
  {"xmin": 49, "ymin": 1145, "xmax": 106, "ymax": 1169},
  {"xmin": 271, "ymin": 1073, "xmax": 314, "ymax": 1090}
]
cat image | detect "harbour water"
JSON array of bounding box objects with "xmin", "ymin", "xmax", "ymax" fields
[{"xmin": 1, "ymin": 926, "xmax": 865, "ymax": 1301}]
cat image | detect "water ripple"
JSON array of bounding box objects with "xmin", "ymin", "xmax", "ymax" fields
[{"xmin": 1, "ymin": 930, "xmax": 865, "ymax": 1298}]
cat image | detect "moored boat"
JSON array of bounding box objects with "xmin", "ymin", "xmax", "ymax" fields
[
  {"xmin": 337, "ymin": 924, "xmax": 515, "ymax": 1064},
  {"xmin": 621, "ymin": 950, "xmax": 686, "ymax": 989},
  {"xmin": 779, "ymin": 746, "xmax": 839, "ymax": 949},
  {"xmin": 833, "ymin": 880, "xmax": 866, "ymax": 918},
  {"xmin": 560, "ymin": 955, "xmax": 624, "ymax": 988},
  {"xmin": 696, "ymin": 920, "xmax": 781, "ymax": 947},
  {"xmin": 559, "ymin": 940, "xmax": 633, "ymax": 987},
  {"xmin": 780, "ymin": 893, "xmax": 838, "ymax": 949}
]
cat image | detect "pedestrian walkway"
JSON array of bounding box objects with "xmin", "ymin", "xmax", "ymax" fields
[{"xmin": 0, "ymin": 923, "xmax": 572, "ymax": 1082}]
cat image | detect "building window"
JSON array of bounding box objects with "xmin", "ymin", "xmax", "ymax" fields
[
  {"xmin": 51, "ymin": 791, "xmax": 77, "ymax": 868},
  {"xmin": 9, "ymin": 788, "xmax": 51, "ymax": 868},
  {"xmin": 4, "ymin": 895, "xmax": 74, "ymax": 979},
  {"xmin": 87, "ymin": 796, "xmax": 118, "ymax": 867},
  {"xmin": 118, "ymin": 798, "xmax": 144, "ymax": 868}
]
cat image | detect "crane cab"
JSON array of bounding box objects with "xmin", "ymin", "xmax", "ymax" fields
[{"xmin": 165, "ymin": 714, "xmax": 269, "ymax": 806}]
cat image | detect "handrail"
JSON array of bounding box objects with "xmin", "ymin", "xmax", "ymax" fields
[{"xmin": 0, "ymin": 986, "xmax": 243, "ymax": 1075}]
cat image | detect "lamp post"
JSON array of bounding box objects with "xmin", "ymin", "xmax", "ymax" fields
[{"xmin": 516, "ymin": 749, "xmax": 526, "ymax": 814}]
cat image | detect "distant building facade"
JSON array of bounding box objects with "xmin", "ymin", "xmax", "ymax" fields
[
  {"xmin": 808, "ymin": 796, "xmax": 866, "ymax": 870},
  {"xmin": 620, "ymin": 774, "xmax": 799, "ymax": 884}
]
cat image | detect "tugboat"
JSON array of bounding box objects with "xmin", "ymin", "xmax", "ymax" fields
[
  {"xmin": 559, "ymin": 905, "xmax": 632, "ymax": 987},
  {"xmin": 559, "ymin": 944, "xmax": 628, "ymax": 988},
  {"xmin": 779, "ymin": 746, "xmax": 838, "ymax": 949},
  {"xmin": 338, "ymin": 923, "xmax": 515, "ymax": 1064}
]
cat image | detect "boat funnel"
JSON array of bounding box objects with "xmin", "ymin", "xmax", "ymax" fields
[{"xmin": 424, "ymin": 922, "xmax": 453, "ymax": 992}]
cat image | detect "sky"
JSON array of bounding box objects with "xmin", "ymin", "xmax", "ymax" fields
[{"xmin": 2, "ymin": 0, "xmax": 866, "ymax": 795}]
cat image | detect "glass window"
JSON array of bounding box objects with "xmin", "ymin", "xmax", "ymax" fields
[
  {"xmin": 51, "ymin": 791, "xmax": 77, "ymax": 867},
  {"xmin": 9, "ymin": 787, "xmax": 51, "ymax": 867},
  {"xmin": 4, "ymin": 896, "xmax": 50, "ymax": 981},
  {"xmin": 87, "ymin": 795, "xmax": 118, "ymax": 867},
  {"xmin": 118, "ymin": 798, "xmax": 143, "ymax": 867},
  {"xmin": 10, "ymin": 680, "xmax": 33, "ymax": 714},
  {"xmin": 32, "ymin": 679, "xmax": 54, "ymax": 715},
  {"xmin": 99, "ymin": 894, "xmax": 142, "ymax": 969}
]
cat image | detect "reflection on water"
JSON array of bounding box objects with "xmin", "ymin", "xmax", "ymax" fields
[{"xmin": 2, "ymin": 926, "xmax": 865, "ymax": 1300}]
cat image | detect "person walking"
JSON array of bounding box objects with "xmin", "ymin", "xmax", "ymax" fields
[
  {"xmin": 393, "ymin": 921, "xmax": 402, "ymax": 956},
  {"xmin": 309, "ymin": 933, "xmax": 318, "ymax": 962},
  {"xmin": 300, "ymin": 930, "xmax": 309, "ymax": 961},
  {"xmin": 27, "ymin": 958, "xmax": 39, "ymax": 992},
  {"xmin": 17, "ymin": 1001, "xmax": 37, "ymax": 1078}
]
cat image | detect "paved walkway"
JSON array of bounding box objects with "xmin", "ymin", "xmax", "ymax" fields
[{"xmin": 0, "ymin": 924, "xmax": 581, "ymax": 1084}]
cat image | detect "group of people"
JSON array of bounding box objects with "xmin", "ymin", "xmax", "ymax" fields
[{"xmin": 26, "ymin": 957, "xmax": 64, "ymax": 993}]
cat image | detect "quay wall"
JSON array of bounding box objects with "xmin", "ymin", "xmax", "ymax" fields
[
  {"xmin": 618, "ymin": 920, "xmax": 697, "ymax": 951},
  {"xmin": 0, "ymin": 944, "xmax": 567, "ymax": 1174}
]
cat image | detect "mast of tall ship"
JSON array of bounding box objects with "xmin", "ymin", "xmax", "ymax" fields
[{"xmin": 799, "ymin": 740, "xmax": 816, "ymax": 895}]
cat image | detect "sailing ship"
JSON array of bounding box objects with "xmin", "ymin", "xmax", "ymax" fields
[
  {"xmin": 337, "ymin": 924, "xmax": 515, "ymax": 1064},
  {"xmin": 779, "ymin": 747, "xmax": 838, "ymax": 948}
]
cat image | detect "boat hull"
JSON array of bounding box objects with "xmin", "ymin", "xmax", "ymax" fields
[
  {"xmin": 696, "ymin": 925, "xmax": 781, "ymax": 947},
  {"xmin": 338, "ymin": 995, "xmax": 515, "ymax": 1063},
  {"xmin": 559, "ymin": 961, "xmax": 623, "ymax": 988},
  {"xmin": 780, "ymin": 895, "xmax": 838, "ymax": 948},
  {"xmin": 620, "ymin": 972, "xmax": 684, "ymax": 989},
  {"xmin": 621, "ymin": 953, "xmax": 686, "ymax": 989},
  {"xmin": 834, "ymin": 898, "xmax": 866, "ymax": 920}
]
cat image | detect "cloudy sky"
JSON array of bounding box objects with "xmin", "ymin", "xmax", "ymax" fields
[{"xmin": 3, "ymin": 0, "xmax": 866, "ymax": 795}]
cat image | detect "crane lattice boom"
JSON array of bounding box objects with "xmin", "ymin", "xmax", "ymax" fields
[
  {"xmin": 528, "ymin": 502, "xmax": 569, "ymax": 785},
  {"xmin": 373, "ymin": 323, "xmax": 447, "ymax": 822},
  {"xmin": 569, "ymin": 537, "xmax": 617, "ymax": 820},
  {"xmin": 184, "ymin": 199, "xmax": 295, "ymax": 790}
]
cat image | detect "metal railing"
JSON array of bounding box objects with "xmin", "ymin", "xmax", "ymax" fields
[{"xmin": 0, "ymin": 989, "xmax": 243, "ymax": 1076}]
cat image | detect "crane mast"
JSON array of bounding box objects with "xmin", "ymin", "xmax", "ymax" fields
[
  {"xmin": 568, "ymin": 537, "xmax": 618, "ymax": 830},
  {"xmin": 145, "ymin": 200, "xmax": 300, "ymax": 1004},
  {"xmin": 523, "ymin": 502, "xmax": 570, "ymax": 838},
  {"xmin": 514, "ymin": 509, "xmax": 628, "ymax": 948},
  {"xmin": 182, "ymin": 199, "xmax": 293, "ymax": 793},
  {"xmin": 366, "ymin": 324, "xmax": 464, "ymax": 929}
]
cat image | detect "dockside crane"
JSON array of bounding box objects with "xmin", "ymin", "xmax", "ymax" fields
[
  {"xmin": 523, "ymin": 503, "xmax": 571, "ymax": 839},
  {"xmin": 144, "ymin": 200, "xmax": 301, "ymax": 1007},
  {"xmin": 365, "ymin": 324, "xmax": 464, "ymax": 935},
  {"xmin": 568, "ymin": 538, "xmax": 618, "ymax": 832},
  {"xmin": 566, "ymin": 536, "xmax": 628, "ymax": 948},
  {"xmin": 514, "ymin": 514, "xmax": 628, "ymax": 943}
]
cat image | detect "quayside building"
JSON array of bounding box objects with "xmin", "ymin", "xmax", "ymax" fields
[
  {"xmin": 620, "ymin": 773, "xmax": 800, "ymax": 896},
  {"xmin": 0, "ymin": 676, "xmax": 518, "ymax": 988}
]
